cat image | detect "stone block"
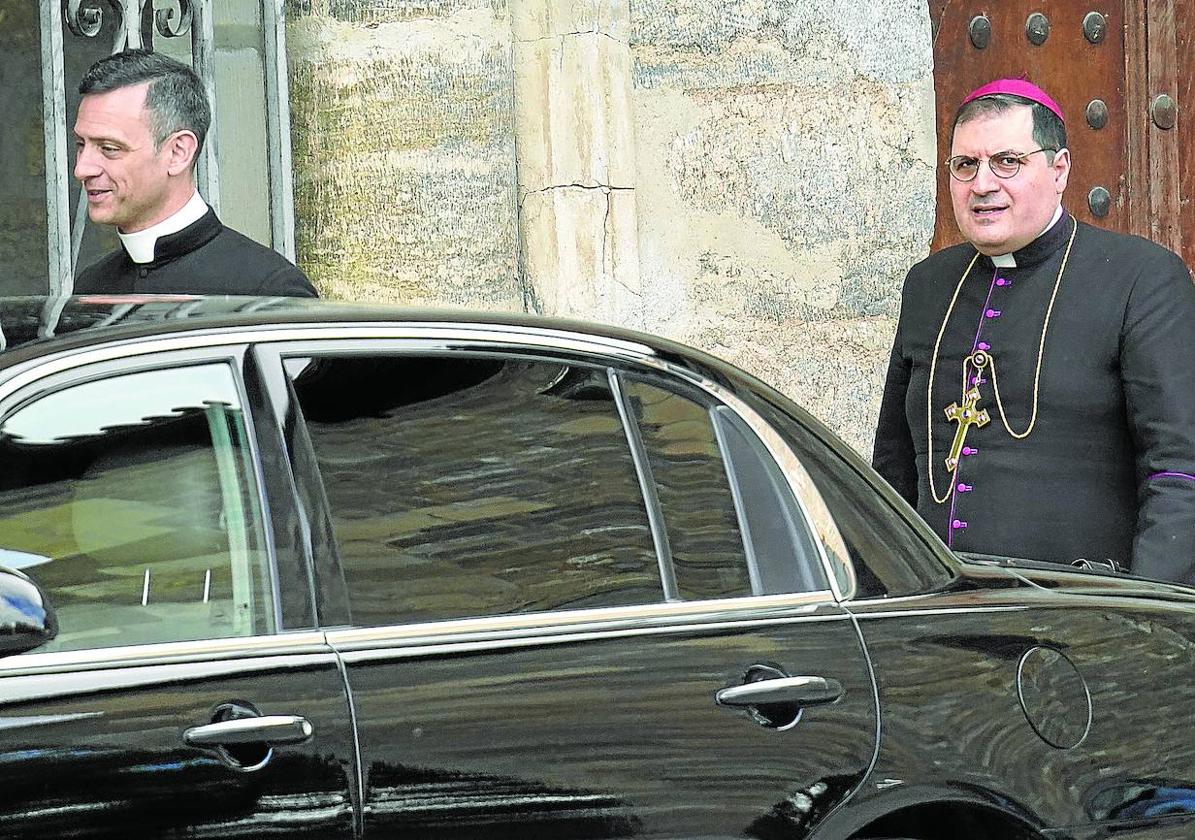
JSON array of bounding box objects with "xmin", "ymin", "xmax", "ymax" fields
[{"xmin": 514, "ymin": 30, "xmax": 636, "ymax": 193}]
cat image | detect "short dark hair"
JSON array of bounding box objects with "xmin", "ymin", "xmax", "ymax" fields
[
  {"xmin": 79, "ymin": 49, "xmax": 210, "ymax": 158},
  {"xmin": 951, "ymin": 93, "xmax": 1067, "ymax": 161}
]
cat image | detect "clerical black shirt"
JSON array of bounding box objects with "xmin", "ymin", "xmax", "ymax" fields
[
  {"xmin": 873, "ymin": 211, "xmax": 1195, "ymax": 583},
  {"xmin": 74, "ymin": 208, "xmax": 317, "ymax": 298}
]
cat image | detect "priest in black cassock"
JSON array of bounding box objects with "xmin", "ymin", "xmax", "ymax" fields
[
  {"xmin": 71, "ymin": 50, "xmax": 316, "ymax": 297},
  {"xmin": 873, "ymin": 78, "xmax": 1195, "ymax": 584}
]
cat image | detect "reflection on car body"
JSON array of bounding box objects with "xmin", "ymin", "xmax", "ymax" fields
[{"xmin": 0, "ymin": 295, "xmax": 1193, "ymax": 839}]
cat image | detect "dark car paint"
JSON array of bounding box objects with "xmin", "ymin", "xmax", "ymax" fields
[
  {"xmin": 0, "ymin": 297, "xmax": 1193, "ymax": 838},
  {"xmin": 0, "ymin": 642, "xmax": 358, "ymax": 837},
  {"xmin": 335, "ymin": 604, "xmax": 876, "ymax": 839}
]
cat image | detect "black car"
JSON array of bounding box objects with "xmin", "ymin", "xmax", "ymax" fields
[{"xmin": 0, "ymin": 295, "xmax": 1193, "ymax": 840}]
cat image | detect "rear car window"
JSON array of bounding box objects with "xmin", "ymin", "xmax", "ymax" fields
[{"xmin": 288, "ymin": 355, "xmax": 662, "ymax": 626}]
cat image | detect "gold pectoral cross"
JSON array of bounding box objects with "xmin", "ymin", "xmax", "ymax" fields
[{"xmin": 943, "ymin": 386, "xmax": 990, "ymax": 471}]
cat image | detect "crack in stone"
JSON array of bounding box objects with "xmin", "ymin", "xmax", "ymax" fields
[
  {"xmin": 517, "ymin": 30, "xmax": 627, "ymax": 46},
  {"xmin": 522, "ymin": 183, "xmax": 632, "ymax": 200},
  {"xmin": 602, "ymin": 186, "xmax": 612, "ymax": 280}
]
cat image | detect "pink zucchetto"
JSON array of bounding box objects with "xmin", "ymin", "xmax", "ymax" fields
[{"xmin": 961, "ymin": 78, "xmax": 1065, "ymax": 124}]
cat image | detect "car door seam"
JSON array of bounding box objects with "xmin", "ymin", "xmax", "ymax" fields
[{"xmin": 326, "ymin": 635, "xmax": 366, "ymax": 840}]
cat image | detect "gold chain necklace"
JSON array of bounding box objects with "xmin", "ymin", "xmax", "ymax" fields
[{"xmin": 927, "ymin": 217, "xmax": 1078, "ymax": 504}]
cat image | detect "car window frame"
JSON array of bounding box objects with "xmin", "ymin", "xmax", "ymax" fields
[
  {"xmin": 251, "ymin": 328, "xmax": 854, "ymax": 632},
  {"xmin": 0, "ymin": 340, "xmax": 295, "ymax": 654}
]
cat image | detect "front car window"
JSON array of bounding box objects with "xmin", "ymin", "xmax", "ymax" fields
[{"xmin": 0, "ymin": 363, "xmax": 274, "ymax": 652}]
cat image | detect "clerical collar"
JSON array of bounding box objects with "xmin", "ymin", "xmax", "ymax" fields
[
  {"xmin": 987, "ymin": 205, "xmax": 1065, "ymax": 268},
  {"xmin": 118, "ymin": 191, "xmax": 209, "ymax": 264}
]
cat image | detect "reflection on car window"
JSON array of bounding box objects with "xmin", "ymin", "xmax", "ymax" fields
[
  {"xmin": 0, "ymin": 364, "xmax": 274, "ymax": 653},
  {"xmin": 762, "ymin": 403, "xmax": 952, "ymax": 598},
  {"xmin": 289, "ymin": 355, "xmax": 660, "ymax": 626},
  {"xmin": 621, "ymin": 379, "xmax": 752, "ymax": 599}
]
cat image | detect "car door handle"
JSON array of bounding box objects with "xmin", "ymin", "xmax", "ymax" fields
[
  {"xmin": 184, "ymin": 714, "xmax": 314, "ymax": 747},
  {"xmin": 715, "ymin": 676, "xmax": 843, "ymax": 708}
]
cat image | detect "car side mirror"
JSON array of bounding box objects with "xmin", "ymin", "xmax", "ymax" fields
[{"xmin": 0, "ymin": 565, "xmax": 58, "ymax": 656}]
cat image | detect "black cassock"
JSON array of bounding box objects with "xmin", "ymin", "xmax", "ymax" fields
[
  {"xmin": 74, "ymin": 207, "xmax": 317, "ymax": 298},
  {"xmin": 873, "ymin": 210, "xmax": 1195, "ymax": 583}
]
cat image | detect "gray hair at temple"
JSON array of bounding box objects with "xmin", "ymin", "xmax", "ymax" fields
[
  {"xmin": 951, "ymin": 93, "xmax": 1068, "ymax": 163},
  {"xmin": 78, "ymin": 49, "xmax": 211, "ymax": 159}
]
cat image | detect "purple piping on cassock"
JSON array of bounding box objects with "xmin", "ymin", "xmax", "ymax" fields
[{"xmin": 1149, "ymin": 471, "xmax": 1195, "ymax": 481}]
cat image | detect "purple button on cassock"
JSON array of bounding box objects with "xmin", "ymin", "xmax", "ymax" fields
[
  {"xmin": 986, "ymin": 308, "xmax": 1001, "ymax": 318},
  {"xmin": 962, "ymin": 446, "xmax": 978, "ymax": 456},
  {"xmin": 977, "ymin": 341, "xmax": 990, "ymax": 351},
  {"xmin": 957, "ymin": 483, "xmax": 973, "ymax": 493},
  {"xmin": 996, "ymin": 278, "xmax": 1010, "ymax": 287},
  {"xmin": 952, "ymin": 519, "xmax": 968, "ymax": 530}
]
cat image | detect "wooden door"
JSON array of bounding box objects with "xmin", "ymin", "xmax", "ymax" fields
[
  {"xmin": 1172, "ymin": 2, "xmax": 1194, "ymax": 269},
  {"xmin": 929, "ymin": 1, "xmax": 1192, "ymax": 271}
]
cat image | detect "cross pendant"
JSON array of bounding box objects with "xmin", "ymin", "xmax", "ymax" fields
[{"xmin": 943, "ymin": 387, "xmax": 990, "ymax": 471}]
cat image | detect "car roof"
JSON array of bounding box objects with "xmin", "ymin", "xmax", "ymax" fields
[{"xmin": 0, "ymin": 295, "xmax": 700, "ymax": 370}]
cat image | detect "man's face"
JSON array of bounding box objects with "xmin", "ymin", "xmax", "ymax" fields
[
  {"xmin": 73, "ymin": 83, "xmax": 174, "ymax": 234},
  {"xmin": 949, "ymin": 105, "xmax": 1070, "ymax": 255}
]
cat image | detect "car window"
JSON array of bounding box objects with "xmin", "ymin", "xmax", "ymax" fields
[
  {"xmin": 755, "ymin": 399, "xmax": 953, "ymax": 598},
  {"xmin": 287, "ymin": 355, "xmax": 661, "ymax": 626},
  {"xmin": 620, "ymin": 378, "xmax": 752, "ymax": 599},
  {"xmin": 711, "ymin": 405, "xmax": 830, "ymax": 593},
  {"xmin": 0, "ymin": 363, "xmax": 274, "ymax": 652}
]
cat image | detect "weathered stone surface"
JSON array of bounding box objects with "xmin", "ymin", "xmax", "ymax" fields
[
  {"xmin": 513, "ymin": 30, "xmax": 636, "ymax": 192},
  {"xmin": 512, "ymin": 0, "xmax": 629, "ymax": 42},
  {"xmin": 629, "ymin": 0, "xmax": 935, "ymax": 452},
  {"xmin": 520, "ymin": 186, "xmax": 641, "ymax": 323},
  {"xmin": 287, "ymin": 4, "xmax": 521, "ymax": 308},
  {"xmin": 283, "ymin": 0, "xmax": 936, "ymax": 453}
]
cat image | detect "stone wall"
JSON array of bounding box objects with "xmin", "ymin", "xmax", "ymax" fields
[
  {"xmin": 286, "ymin": 0, "xmax": 522, "ymax": 309},
  {"xmin": 627, "ymin": 0, "xmax": 936, "ymax": 452},
  {"xmin": 284, "ymin": 0, "xmax": 937, "ymax": 453}
]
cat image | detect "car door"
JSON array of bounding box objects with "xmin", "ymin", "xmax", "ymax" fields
[
  {"xmin": 0, "ymin": 345, "xmax": 357, "ymax": 838},
  {"xmin": 261, "ymin": 332, "xmax": 878, "ymax": 839}
]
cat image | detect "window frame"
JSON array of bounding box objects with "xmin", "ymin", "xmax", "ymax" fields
[
  {"xmin": 252, "ymin": 330, "xmax": 853, "ymax": 631},
  {"xmin": 0, "ymin": 341, "xmax": 287, "ymax": 654}
]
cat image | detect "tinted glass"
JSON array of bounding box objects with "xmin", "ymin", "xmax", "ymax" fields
[
  {"xmin": 712, "ymin": 406, "xmax": 829, "ymax": 593},
  {"xmin": 0, "ymin": 364, "xmax": 273, "ymax": 652},
  {"xmin": 289, "ymin": 355, "xmax": 660, "ymax": 625},
  {"xmin": 622, "ymin": 378, "xmax": 751, "ymax": 599}
]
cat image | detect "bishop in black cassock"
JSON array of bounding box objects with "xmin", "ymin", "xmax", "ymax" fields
[
  {"xmin": 874, "ymin": 209, "xmax": 1195, "ymax": 583},
  {"xmin": 874, "ymin": 77, "xmax": 1195, "ymax": 584}
]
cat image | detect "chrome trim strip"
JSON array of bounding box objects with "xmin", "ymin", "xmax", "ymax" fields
[
  {"xmin": 0, "ymin": 321, "xmax": 855, "ymax": 598},
  {"xmin": 0, "ymin": 631, "xmax": 330, "ymax": 676},
  {"xmin": 325, "ymin": 590, "xmax": 837, "ymax": 650},
  {"xmin": 330, "ymin": 609, "xmax": 850, "ymax": 663},
  {"xmin": 848, "ymin": 604, "xmax": 1029, "ymax": 620},
  {"xmin": 0, "ymin": 712, "xmax": 105, "ymax": 731}
]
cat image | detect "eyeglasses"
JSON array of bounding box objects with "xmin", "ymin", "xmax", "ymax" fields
[{"xmin": 945, "ymin": 148, "xmax": 1058, "ymax": 182}]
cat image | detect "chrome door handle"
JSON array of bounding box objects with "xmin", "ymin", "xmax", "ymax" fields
[
  {"xmin": 715, "ymin": 676, "xmax": 843, "ymax": 708},
  {"xmin": 184, "ymin": 714, "xmax": 313, "ymax": 747}
]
